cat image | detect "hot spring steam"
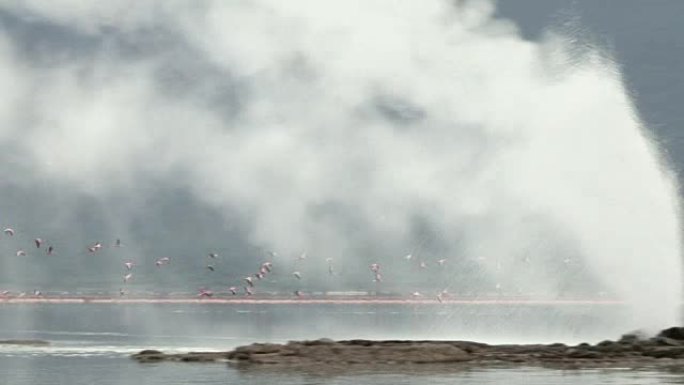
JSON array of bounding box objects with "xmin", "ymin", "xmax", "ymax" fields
[{"xmin": 0, "ymin": 0, "xmax": 680, "ymax": 334}]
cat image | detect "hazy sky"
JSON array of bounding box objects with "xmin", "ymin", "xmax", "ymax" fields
[{"xmin": 0, "ymin": 0, "xmax": 681, "ymax": 331}]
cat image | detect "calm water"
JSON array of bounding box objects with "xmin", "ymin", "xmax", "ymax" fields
[{"xmin": 1, "ymin": 303, "xmax": 683, "ymax": 385}]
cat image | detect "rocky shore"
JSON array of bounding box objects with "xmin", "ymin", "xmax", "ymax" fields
[{"xmin": 131, "ymin": 327, "xmax": 684, "ymax": 369}]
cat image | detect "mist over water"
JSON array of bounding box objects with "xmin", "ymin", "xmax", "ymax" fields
[{"xmin": 0, "ymin": 0, "xmax": 681, "ymax": 337}]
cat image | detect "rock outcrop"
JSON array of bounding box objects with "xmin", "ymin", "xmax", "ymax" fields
[{"xmin": 131, "ymin": 326, "xmax": 684, "ymax": 368}]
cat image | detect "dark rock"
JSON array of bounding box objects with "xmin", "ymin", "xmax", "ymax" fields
[
  {"xmin": 658, "ymin": 327, "xmax": 684, "ymax": 341},
  {"xmin": 131, "ymin": 327, "xmax": 684, "ymax": 368}
]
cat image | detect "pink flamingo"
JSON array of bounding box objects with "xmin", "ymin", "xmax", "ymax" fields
[
  {"xmin": 88, "ymin": 242, "xmax": 103, "ymax": 253},
  {"xmin": 155, "ymin": 257, "xmax": 170, "ymax": 267},
  {"xmin": 261, "ymin": 262, "xmax": 272, "ymax": 273},
  {"xmin": 3, "ymin": 228, "xmax": 14, "ymax": 236}
]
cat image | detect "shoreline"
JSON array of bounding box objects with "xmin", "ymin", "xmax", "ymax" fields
[
  {"xmin": 130, "ymin": 327, "xmax": 684, "ymax": 369},
  {"xmin": 0, "ymin": 295, "xmax": 626, "ymax": 305}
]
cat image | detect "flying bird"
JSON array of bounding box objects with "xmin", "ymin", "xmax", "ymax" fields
[
  {"xmin": 3, "ymin": 228, "xmax": 14, "ymax": 236},
  {"xmin": 88, "ymin": 242, "xmax": 103, "ymax": 253},
  {"xmin": 47, "ymin": 246, "xmax": 54, "ymax": 255},
  {"xmin": 34, "ymin": 238, "xmax": 42, "ymax": 248},
  {"xmin": 123, "ymin": 273, "xmax": 133, "ymax": 283},
  {"xmin": 244, "ymin": 276, "xmax": 254, "ymax": 287},
  {"xmin": 229, "ymin": 286, "xmax": 238, "ymax": 295},
  {"xmin": 207, "ymin": 265, "xmax": 215, "ymax": 272},
  {"xmin": 16, "ymin": 250, "xmax": 26, "ymax": 257},
  {"xmin": 261, "ymin": 262, "xmax": 272, "ymax": 273},
  {"xmin": 124, "ymin": 261, "xmax": 134, "ymax": 270},
  {"xmin": 293, "ymin": 271, "xmax": 302, "ymax": 280},
  {"xmin": 208, "ymin": 253, "xmax": 218, "ymax": 259},
  {"xmin": 155, "ymin": 257, "xmax": 170, "ymax": 267}
]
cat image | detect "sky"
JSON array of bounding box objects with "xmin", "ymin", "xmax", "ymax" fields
[{"xmin": 0, "ymin": 0, "xmax": 682, "ymax": 331}]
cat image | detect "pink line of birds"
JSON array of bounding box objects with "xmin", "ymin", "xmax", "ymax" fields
[{"xmin": 1, "ymin": 226, "xmax": 459, "ymax": 301}]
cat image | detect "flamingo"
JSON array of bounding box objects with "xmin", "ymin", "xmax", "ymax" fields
[
  {"xmin": 34, "ymin": 238, "xmax": 43, "ymax": 248},
  {"xmin": 88, "ymin": 242, "xmax": 103, "ymax": 253},
  {"xmin": 3, "ymin": 228, "xmax": 14, "ymax": 236},
  {"xmin": 293, "ymin": 271, "xmax": 302, "ymax": 280},
  {"xmin": 261, "ymin": 262, "xmax": 272, "ymax": 272},
  {"xmin": 123, "ymin": 273, "xmax": 132, "ymax": 283},
  {"xmin": 16, "ymin": 250, "xmax": 26, "ymax": 257},
  {"xmin": 244, "ymin": 276, "xmax": 254, "ymax": 287},
  {"xmin": 198, "ymin": 289, "xmax": 213, "ymax": 298},
  {"xmin": 155, "ymin": 257, "xmax": 170, "ymax": 267},
  {"xmin": 229, "ymin": 286, "xmax": 238, "ymax": 295}
]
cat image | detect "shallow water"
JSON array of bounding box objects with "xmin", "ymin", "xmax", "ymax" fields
[{"xmin": 0, "ymin": 303, "xmax": 683, "ymax": 385}]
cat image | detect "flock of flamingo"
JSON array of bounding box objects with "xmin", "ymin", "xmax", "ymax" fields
[
  {"xmin": 0, "ymin": 223, "xmax": 597, "ymax": 305},
  {"xmin": 0, "ymin": 225, "xmax": 460, "ymax": 302}
]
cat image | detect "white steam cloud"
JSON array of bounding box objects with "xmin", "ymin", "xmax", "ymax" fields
[{"xmin": 0, "ymin": 0, "xmax": 680, "ymax": 333}]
